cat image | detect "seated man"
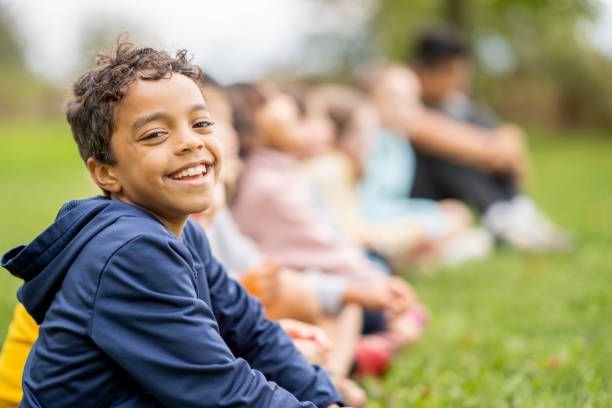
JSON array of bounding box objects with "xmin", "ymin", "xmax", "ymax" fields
[
  {"xmin": 1, "ymin": 41, "xmax": 342, "ymax": 407},
  {"xmin": 408, "ymin": 26, "xmax": 571, "ymax": 251}
]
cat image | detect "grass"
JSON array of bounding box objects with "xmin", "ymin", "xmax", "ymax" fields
[{"xmin": 1, "ymin": 121, "xmax": 611, "ymax": 406}]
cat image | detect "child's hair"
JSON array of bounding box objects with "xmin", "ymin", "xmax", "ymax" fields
[
  {"xmin": 225, "ymin": 83, "xmax": 269, "ymax": 156},
  {"xmin": 196, "ymin": 73, "xmax": 233, "ymax": 124},
  {"xmin": 411, "ymin": 26, "xmax": 470, "ymax": 67},
  {"xmin": 308, "ymin": 85, "xmax": 365, "ymax": 144},
  {"xmin": 66, "ymin": 39, "xmax": 202, "ymax": 165}
]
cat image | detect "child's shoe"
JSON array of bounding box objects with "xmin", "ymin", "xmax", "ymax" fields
[
  {"xmin": 484, "ymin": 195, "xmax": 574, "ymax": 252},
  {"xmin": 354, "ymin": 335, "xmax": 393, "ymax": 376}
]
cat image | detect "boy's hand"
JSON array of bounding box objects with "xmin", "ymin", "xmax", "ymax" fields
[{"xmin": 240, "ymin": 259, "xmax": 281, "ymax": 306}]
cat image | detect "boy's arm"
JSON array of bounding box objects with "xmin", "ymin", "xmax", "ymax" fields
[
  {"xmin": 89, "ymin": 234, "xmax": 323, "ymax": 408},
  {"xmin": 205, "ymin": 254, "xmax": 344, "ymax": 408}
]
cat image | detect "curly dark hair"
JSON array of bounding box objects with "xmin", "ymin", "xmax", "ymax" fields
[{"xmin": 66, "ymin": 39, "xmax": 202, "ymax": 164}]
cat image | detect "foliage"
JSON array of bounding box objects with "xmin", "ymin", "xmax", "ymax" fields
[{"xmin": 370, "ymin": 0, "xmax": 612, "ymax": 127}]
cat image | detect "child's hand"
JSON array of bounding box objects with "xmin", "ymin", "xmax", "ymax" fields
[
  {"xmin": 240, "ymin": 259, "xmax": 281, "ymax": 306},
  {"xmin": 343, "ymin": 278, "xmax": 418, "ymax": 316},
  {"xmin": 386, "ymin": 277, "xmax": 418, "ymax": 316},
  {"xmin": 278, "ymin": 319, "xmax": 331, "ymax": 366}
]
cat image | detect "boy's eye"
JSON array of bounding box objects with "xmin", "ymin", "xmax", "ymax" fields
[
  {"xmin": 141, "ymin": 131, "xmax": 167, "ymax": 141},
  {"xmin": 194, "ymin": 120, "xmax": 215, "ymax": 129}
]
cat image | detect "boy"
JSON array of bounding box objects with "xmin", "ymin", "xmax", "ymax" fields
[
  {"xmin": 1, "ymin": 41, "xmax": 343, "ymax": 407},
  {"xmin": 409, "ymin": 27, "xmax": 571, "ymax": 252}
]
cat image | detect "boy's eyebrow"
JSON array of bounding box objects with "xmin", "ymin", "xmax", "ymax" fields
[{"xmin": 131, "ymin": 104, "xmax": 210, "ymax": 132}]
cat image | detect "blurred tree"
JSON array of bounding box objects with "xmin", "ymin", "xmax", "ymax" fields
[
  {"xmin": 0, "ymin": 8, "xmax": 62, "ymax": 118},
  {"xmin": 370, "ymin": 0, "xmax": 612, "ymax": 127},
  {"xmin": 0, "ymin": 9, "xmax": 23, "ymax": 70}
]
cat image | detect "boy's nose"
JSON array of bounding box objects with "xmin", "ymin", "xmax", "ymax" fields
[{"xmin": 176, "ymin": 128, "xmax": 204, "ymax": 154}]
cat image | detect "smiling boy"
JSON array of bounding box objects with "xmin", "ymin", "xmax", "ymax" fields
[{"xmin": 1, "ymin": 41, "xmax": 342, "ymax": 407}]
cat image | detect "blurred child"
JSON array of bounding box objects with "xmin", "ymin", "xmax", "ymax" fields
[
  {"xmin": 193, "ymin": 79, "xmax": 366, "ymax": 406},
  {"xmin": 304, "ymin": 85, "xmax": 425, "ymax": 268},
  {"xmin": 227, "ymin": 83, "xmax": 429, "ymax": 369},
  {"xmin": 410, "ymin": 26, "xmax": 572, "ymax": 251},
  {"xmin": 359, "ymin": 64, "xmax": 493, "ymax": 265},
  {"xmin": 0, "ymin": 304, "xmax": 38, "ymax": 407},
  {"xmin": 306, "ymin": 80, "xmax": 492, "ymax": 268}
]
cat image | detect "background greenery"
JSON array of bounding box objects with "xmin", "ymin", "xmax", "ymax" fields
[
  {"xmin": 2, "ymin": 1, "xmax": 612, "ymax": 126},
  {"xmin": 370, "ymin": 0, "xmax": 612, "ymax": 127},
  {"xmin": 1, "ymin": 121, "xmax": 610, "ymax": 406}
]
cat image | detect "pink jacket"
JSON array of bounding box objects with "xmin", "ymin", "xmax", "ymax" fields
[{"xmin": 231, "ymin": 148, "xmax": 385, "ymax": 282}]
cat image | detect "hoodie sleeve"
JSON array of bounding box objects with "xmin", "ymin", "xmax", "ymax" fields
[
  {"xmin": 89, "ymin": 233, "xmax": 321, "ymax": 408},
  {"xmin": 204, "ymin": 254, "xmax": 343, "ymax": 408}
]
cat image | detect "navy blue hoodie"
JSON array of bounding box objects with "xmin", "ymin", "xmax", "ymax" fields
[{"xmin": 2, "ymin": 197, "xmax": 342, "ymax": 407}]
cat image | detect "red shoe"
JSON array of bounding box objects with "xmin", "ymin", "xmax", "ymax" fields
[{"xmin": 354, "ymin": 336, "xmax": 392, "ymax": 376}]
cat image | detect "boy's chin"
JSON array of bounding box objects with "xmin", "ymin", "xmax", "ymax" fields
[{"xmin": 188, "ymin": 201, "xmax": 213, "ymax": 215}]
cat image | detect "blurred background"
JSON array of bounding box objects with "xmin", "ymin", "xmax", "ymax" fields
[
  {"xmin": 0, "ymin": 0, "xmax": 610, "ymax": 406},
  {"xmin": 1, "ymin": 0, "xmax": 612, "ymax": 126}
]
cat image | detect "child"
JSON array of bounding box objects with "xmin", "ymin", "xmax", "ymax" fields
[
  {"xmin": 305, "ymin": 81, "xmax": 491, "ymax": 268},
  {"xmin": 0, "ymin": 304, "xmax": 38, "ymax": 407},
  {"xmin": 193, "ymin": 80, "xmax": 366, "ymax": 406},
  {"xmin": 1, "ymin": 41, "xmax": 342, "ymax": 407},
  {"xmin": 409, "ymin": 26, "xmax": 572, "ymax": 251},
  {"xmin": 359, "ymin": 64, "xmax": 493, "ymax": 266},
  {"xmin": 227, "ymin": 83, "xmax": 429, "ymax": 366}
]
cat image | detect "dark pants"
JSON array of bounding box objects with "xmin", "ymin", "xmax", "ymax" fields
[{"xmin": 410, "ymin": 150, "xmax": 519, "ymax": 214}]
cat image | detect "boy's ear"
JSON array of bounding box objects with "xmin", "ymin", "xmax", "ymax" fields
[{"xmin": 86, "ymin": 157, "xmax": 122, "ymax": 194}]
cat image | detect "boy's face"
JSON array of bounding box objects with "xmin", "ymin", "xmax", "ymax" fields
[{"xmin": 90, "ymin": 73, "xmax": 222, "ymax": 234}]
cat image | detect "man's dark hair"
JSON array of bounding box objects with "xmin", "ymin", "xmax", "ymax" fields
[
  {"xmin": 66, "ymin": 39, "xmax": 202, "ymax": 164},
  {"xmin": 411, "ymin": 26, "xmax": 470, "ymax": 67}
]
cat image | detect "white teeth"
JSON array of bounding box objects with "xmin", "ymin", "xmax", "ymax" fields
[{"xmin": 172, "ymin": 164, "xmax": 205, "ymax": 179}]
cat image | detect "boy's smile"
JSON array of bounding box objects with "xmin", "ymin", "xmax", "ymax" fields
[{"xmin": 93, "ymin": 73, "xmax": 222, "ymax": 236}]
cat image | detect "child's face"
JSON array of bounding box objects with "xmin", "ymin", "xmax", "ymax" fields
[
  {"xmin": 215, "ymin": 120, "xmax": 242, "ymax": 186},
  {"xmin": 373, "ymin": 67, "xmax": 422, "ymax": 132},
  {"xmin": 256, "ymin": 93, "xmax": 334, "ymax": 157},
  {"xmin": 340, "ymin": 102, "xmax": 378, "ymax": 172},
  {"xmin": 256, "ymin": 93, "xmax": 305, "ymax": 154},
  {"xmin": 90, "ymin": 73, "xmax": 223, "ymax": 234}
]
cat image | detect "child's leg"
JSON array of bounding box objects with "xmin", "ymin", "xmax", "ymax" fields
[
  {"xmin": 317, "ymin": 304, "xmax": 366, "ymax": 408},
  {"xmin": 317, "ymin": 304, "xmax": 363, "ymax": 378}
]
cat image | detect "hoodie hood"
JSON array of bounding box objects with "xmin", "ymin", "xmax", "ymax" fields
[{"xmin": 2, "ymin": 197, "xmax": 159, "ymax": 324}]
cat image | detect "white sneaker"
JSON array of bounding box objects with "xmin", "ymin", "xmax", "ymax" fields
[
  {"xmin": 439, "ymin": 227, "xmax": 494, "ymax": 266},
  {"xmin": 484, "ymin": 195, "xmax": 573, "ymax": 252}
]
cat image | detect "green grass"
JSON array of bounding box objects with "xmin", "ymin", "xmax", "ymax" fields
[
  {"xmin": 364, "ymin": 130, "xmax": 612, "ymax": 407},
  {"xmin": 0, "ymin": 122, "xmax": 611, "ymax": 406}
]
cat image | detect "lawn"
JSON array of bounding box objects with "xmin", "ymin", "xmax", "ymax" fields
[{"xmin": 0, "ymin": 121, "xmax": 610, "ymax": 406}]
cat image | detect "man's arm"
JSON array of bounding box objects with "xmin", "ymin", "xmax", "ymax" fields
[
  {"xmin": 407, "ymin": 108, "xmax": 527, "ymax": 177},
  {"xmin": 90, "ymin": 234, "xmax": 321, "ymax": 408}
]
